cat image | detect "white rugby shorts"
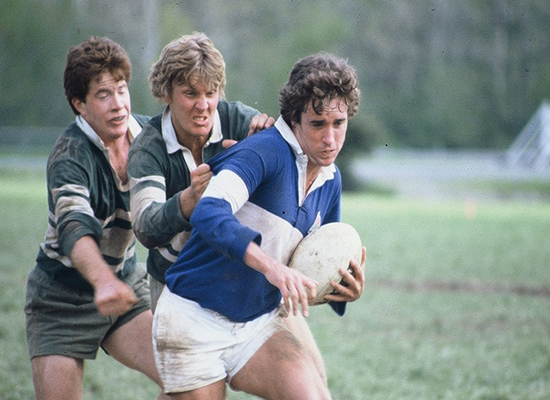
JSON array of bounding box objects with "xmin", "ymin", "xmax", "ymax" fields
[{"xmin": 152, "ymin": 286, "xmax": 287, "ymax": 394}]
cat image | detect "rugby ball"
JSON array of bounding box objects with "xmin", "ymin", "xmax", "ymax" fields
[{"xmin": 289, "ymin": 222, "xmax": 363, "ymax": 305}]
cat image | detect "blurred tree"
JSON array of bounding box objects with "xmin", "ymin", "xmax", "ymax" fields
[
  {"xmin": 0, "ymin": 0, "xmax": 72, "ymax": 126},
  {"xmin": 2, "ymin": 0, "xmax": 550, "ymax": 154},
  {"xmin": 0, "ymin": 0, "xmax": 164, "ymax": 127}
]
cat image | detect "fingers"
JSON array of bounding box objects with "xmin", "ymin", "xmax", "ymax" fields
[
  {"xmin": 95, "ymin": 281, "xmax": 138, "ymax": 317},
  {"xmin": 287, "ymin": 283, "xmax": 307, "ymax": 317},
  {"xmin": 222, "ymin": 139, "xmax": 238, "ymax": 148},
  {"xmin": 179, "ymin": 164, "xmax": 213, "ymax": 219},
  {"xmin": 224, "ymin": 114, "xmax": 275, "ymax": 146},
  {"xmin": 324, "ymin": 247, "xmax": 366, "ymax": 303},
  {"xmin": 324, "ymin": 269, "xmax": 356, "ymax": 303},
  {"xmin": 192, "ymin": 163, "xmax": 212, "ymax": 179},
  {"xmin": 249, "ymin": 245, "xmax": 317, "ymax": 318},
  {"xmin": 277, "ymin": 271, "xmax": 317, "ymax": 318},
  {"xmin": 190, "ymin": 164, "xmax": 212, "ymax": 197},
  {"xmin": 248, "ymin": 114, "xmax": 275, "ymax": 136},
  {"xmin": 350, "ymin": 246, "xmax": 366, "ymax": 285},
  {"xmin": 288, "ymin": 276, "xmax": 318, "ymax": 318},
  {"xmin": 300, "ymin": 279, "xmax": 318, "ymax": 317}
]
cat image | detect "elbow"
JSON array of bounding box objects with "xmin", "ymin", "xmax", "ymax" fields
[
  {"xmin": 133, "ymin": 226, "xmax": 157, "ymax": 249},
  {"xmin": 132, "ymin": 216, "xmax": 160, "ymax": 249}
]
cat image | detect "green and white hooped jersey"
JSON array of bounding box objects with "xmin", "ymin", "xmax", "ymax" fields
[{"xmin": 35, "ymin": 114, "xmax": 148, "ymax": 291}]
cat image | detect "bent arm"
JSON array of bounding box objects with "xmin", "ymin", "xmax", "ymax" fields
[
  {"xmin": 191, "ymin": 166, "xmax": 318, "ymax": 318},
  {"xmin": 130, "ymin": 176, "xmax": 191, "ymax": 249},
  {"xmin": 130, "ymin": 167, "xmax": 211, "ymax": 250},
  {"xmin": 177, "ymin": 164, "xmax": 212, "ymax": 220},
  {"xmin": 243, "ymin": 240, "xmax": 317, "ymax": 317},
  {"xmin": 324, "ymin": 246, "xmax": 366, "ymax": 304},
  {"xmin": 128, "ymin": 141, "xmax": 194, "ymax": 249}
]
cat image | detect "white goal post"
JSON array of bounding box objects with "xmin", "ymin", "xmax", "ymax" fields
[{"xmin": 506, "ymin": 101, "xmax": 550, "ymax": 170}]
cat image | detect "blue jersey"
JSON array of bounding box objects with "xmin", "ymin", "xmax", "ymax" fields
[{"xmin": 165, "ymin": 117, "xmax": 344, "ymax": 322}]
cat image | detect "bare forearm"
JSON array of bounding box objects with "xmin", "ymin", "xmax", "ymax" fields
[
  {"xmin": 70, "ymin": 235, "xmax": 137, "ymax": 316},
  {"xmin": 179, "ymin": 163, "xmax": 213, "ymax": 220},
  {"xmin": 243, "ymin": 241, "xmax": 317, "ymax": 317},
  {"xmin": 178, "ymin": 187, "xmax": 200, "ymax": 221},
  {"xmin": 70, "ymin": 235, "xmax": 118, "ymax": 289}
]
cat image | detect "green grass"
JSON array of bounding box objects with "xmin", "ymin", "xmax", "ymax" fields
[{"xmin": 1, "ymin": 168, "xmax": 550, "ymax": 399}]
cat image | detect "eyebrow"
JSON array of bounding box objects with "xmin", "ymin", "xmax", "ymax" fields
[
  {"xmin": 93, "ymin": 87, "xmax": 111, "ymax": 95},
  {"xmin": 95, "ymin": 81, "xmax": 127, "ymax": 93},
  {"xmin": 115, "ymin": 82, "xmax": 128, "ymax": 91}
]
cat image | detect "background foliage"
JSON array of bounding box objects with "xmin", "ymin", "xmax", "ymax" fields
[{"xmin": 1, "ymin": 0, "xmax": 550, "ymax": 151}]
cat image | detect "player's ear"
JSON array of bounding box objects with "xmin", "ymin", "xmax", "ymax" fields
[{"xmin": 72, "ymin": 98, "xmax": 85, "ymax": 115}]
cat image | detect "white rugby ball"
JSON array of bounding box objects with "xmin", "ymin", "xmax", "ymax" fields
[{"xmin": 288, "ymin": 222, "xmax": 363, "ymax": 305}]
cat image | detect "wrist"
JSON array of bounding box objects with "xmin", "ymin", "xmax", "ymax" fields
[{"xmin": 179, "ymin": 188, "xmax": 196, "ymax": 220}]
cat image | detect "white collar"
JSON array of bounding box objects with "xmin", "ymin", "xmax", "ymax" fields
[
  {"xmin": 75, "ymin": 114, "xmax": 142, "ymax": 189},
  {"xmin": 275, "ymin": 116, "xmax": 336, "ymax": 203},
  {"xmin": 76, "ymin": 114, "xmax": 141, "ymax": 151},
  {"xmin": 162, "ymin": 106, "xmax": 222, "ymax": 155},
  {"xmin": 275, "ymin": 116, "xmax": 304, "ymax": 159}
]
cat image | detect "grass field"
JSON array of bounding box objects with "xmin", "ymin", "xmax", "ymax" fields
[{"xmin": 1, "ymin": 166, "xmax": 550, "ymax": 399}]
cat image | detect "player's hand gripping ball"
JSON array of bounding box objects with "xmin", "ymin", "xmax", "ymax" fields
[{"xmin": 289, "ymin": 222, "xmax": 363, "ymax": 305}]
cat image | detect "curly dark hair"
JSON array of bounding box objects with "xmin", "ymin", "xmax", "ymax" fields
[
  {"xmin": 279, "ymin": 53, "xmax": 360, "ymax": 125},
  {"xmin": 63, "ymin": 37, "xmax": 132, "ymax": 115}
]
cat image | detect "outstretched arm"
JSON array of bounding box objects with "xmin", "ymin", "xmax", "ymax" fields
[{"xmin": 70, "ymin": 235, "xmax": 138, "ymax": 317}]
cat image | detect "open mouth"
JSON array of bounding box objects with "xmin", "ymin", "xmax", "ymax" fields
[{"xmin": 110, "ymin": 115, "xmax": 127, "ymax": 123}]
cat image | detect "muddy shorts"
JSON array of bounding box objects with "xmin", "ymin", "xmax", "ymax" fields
[
  {"xmin": 24, "ymin": 263, "xmax": 151, "ymax": 360},
  {"xmin": 153, "ymin": 286, "xmax": 287, "ymax": 394}
]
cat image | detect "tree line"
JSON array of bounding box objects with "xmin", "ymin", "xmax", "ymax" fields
[{"xmin": 1, "ymin": 0, "xmax": 550, "ymax": 152}]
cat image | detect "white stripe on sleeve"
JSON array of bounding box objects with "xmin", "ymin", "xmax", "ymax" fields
[{"xmin": 202, "ymin": 169, "xmax": 249, "ymax": 214}]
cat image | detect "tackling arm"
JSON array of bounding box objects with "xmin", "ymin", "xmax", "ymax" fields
[{"xmin": 70, "ymin": 234, "xmax": 138, "ymax": 317}]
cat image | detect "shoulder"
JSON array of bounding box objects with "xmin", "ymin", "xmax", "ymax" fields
[
  {"xmin": 333, "ymin": 164, "xmax": 342, "ymax": 180},
  {"xmin": 132, "ymin": 113, "xmax": 152, "ymax": 127},
  {"xmin": 217, "ymin": 100, "xmax": 260, "ymax": 140},
  {"xmin": 228, "ymin": 127, "xmax": 288, "ymax": 154},
  {"xmin": 322, "ymin": 165, "xmax": 342, "ymax": 191},
  {"xmin": 46, "ymin": 124, "xmax": 100, "ymax": 186},
  {"xmin": 131, "ymin": 114, "xmax": 164, "ymax": 149},
  {"xmin": 217, "ymin": 99, "xmax": 260, "ymax": 119},
  {"xmin": 128, "ymin": 114, "xmax": 170, "ymax": 176},
  {"xmin": 246, "ymin": 126, "xmax": 290, "ymax": 152},
  {"xmin": 48, "ymin": 123, "xmax": 95, "ymax": 165},
  {"xmin": 209, "ymin": 127, "xmax": 290, "ymax": 172}
]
